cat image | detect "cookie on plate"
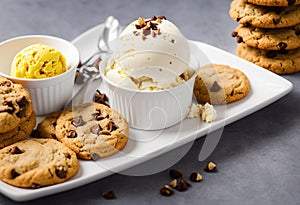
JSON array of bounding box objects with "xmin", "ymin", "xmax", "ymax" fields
[
  {"xmin": 232, "ymin": 24, "xmax": 300, "ymax": 50},
  {"xmin": 36, "ymin": 111, "xmax": 61, "ymax": 139},
  {"xmin": 246, "ymin": 0, "xmax": 300, "ymax": 7},
  {"xmin": 229, "ymin": 0, "xmax": 300, "ymax": 28},
  {"xmin": 0, "ymin": 112, "xmax": 36, "ymax": 149},
  {"xmin": 193, "ymin": 64, "xmax": 250, "ymax": 104},
  {"xmin": 237, "ymin": 43, "xmax": 300, "ymax": 74},
  {"xmin": 0, "ymin": 76, "xmax": 34, "ymax": 133},
  {"xmin": 55, "ymin": 102, "xmax": 129, "ymax": 160},
  {"xmin": 0, "ymin": 138, "xmax": 79, "ymax": 188}
]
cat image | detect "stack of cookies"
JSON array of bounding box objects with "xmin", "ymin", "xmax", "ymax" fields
[
  {"xmin": 229, "ymin": 0, "xmax": 300, "ymax": 74},
  {"xmin": 0, "ymin": 76, "xmax": 36, "ymax": 149}
]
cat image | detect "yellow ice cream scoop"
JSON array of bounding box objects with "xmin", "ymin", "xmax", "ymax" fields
[{"xmin": 11, "ymin": 43, "xmax": 67, "ymax": 79}]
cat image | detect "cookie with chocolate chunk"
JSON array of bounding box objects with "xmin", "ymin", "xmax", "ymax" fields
[
  {"xmin": 229, "ymin": 0, "xmax": 300, "ymax": 28},
  {"xmin": 237, "ymin": 43, "xmax": 300, "ymax": 74},
  {"xmin": 55, "ymin": 102, "xmax": 128, "ymax": 160},
  {"xmin": 0, "ymin": 76, "xmax": 33, "ymax": 133},
  {"xmin": 0, "ymin": 138, "xmax": 79, "ymax": 188},
  {"xmin": 36, "ymin": 111, "xmax": 61, "ymax": 139},
  {"xmin": 232, "ymin": 24, "xmax": 300, "ymax": 50},
  {"xmin": 246, "ymin": 0, "xmax": 300, "ymax": 7},
  {"xmin": 193, "ymin": 64, "xmax": 250, "ymax": 104}
]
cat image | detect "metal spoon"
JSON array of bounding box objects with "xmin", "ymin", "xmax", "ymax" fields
[{"xmin": 65, "ymin": 16, "xmax": 120, "ymax": 108}]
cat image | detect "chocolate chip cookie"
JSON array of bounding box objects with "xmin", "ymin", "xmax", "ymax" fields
[
  {"xmin": 0, "ymin": 138, "xmax": 79, "ymax": 188},
  {"xmin": 36, "ymin": 111, "xmax": 61, "ymax": 139},
  {"xmin": 0, "ymin": 112, "xmax": 36, "ymax": 149},
  {"xmin": 0, "ymin": 76, "xmax": 33, "ymax": 133},
  {"xmin": 237, "ymin": 43, "xmax": 300, "ymax": 74},
  {"xmin": 55, "ymin": 102, "xmax": 129, "ymax": 160},
  {"xmin": 229, "ymin": 0, "xmax": 300, "ymax": 28},
  {"xmin": 246, "ymin": 0, "xmax": 300, "ymax": 7},
  {"xmin": 232, "ymin": 24, "xmax": 300, "ymax": 50},
  {"xmin": 193, "ymin": 64, "xmax": 250, "ymax": 104}
]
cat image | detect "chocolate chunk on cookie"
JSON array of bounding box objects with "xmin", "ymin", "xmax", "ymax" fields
[
  {"xmin": 237, "ymin": 43, "xmax": 300, "ymax": 74},
  {"xmin": 229, "ymin": 0, "xmax": 300, "ymax": 28},
  {"xmin": 0, "ymin": 76, "xmax": 33, "ymax": 133},
  {"xmin": 193, "ymin": 64, "xmax": 250, "ymax": 104},
  {"xmin": 55, "ymin": 102, "xmax": 129, "ymax": 160},
  {"xmin": 246, "ymin": 0, "xmax": 300, "ymax": 7},
  {"xmin": 233, "ymin": 24, "xmax": 300, "ymax": 50},
  {"xmin": 0, "ymin": 138, "xmax": 79, "ymax": 188}
]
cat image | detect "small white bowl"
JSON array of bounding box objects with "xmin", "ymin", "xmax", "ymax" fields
[
  {"xmin": 0, "ymin": 35, "xmax": 80, "ymax": 115},
  {"xmin": 101, "ymin": 49, "xmax": 200, "ymax": 131}
]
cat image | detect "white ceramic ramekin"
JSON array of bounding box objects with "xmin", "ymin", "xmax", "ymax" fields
[
  {"xmin": 100, "ymin": 50, "xmax": 199, "ymax": 131},
  {"xmin": 0, "ymin": 35, "xmax": 80, "ymax": 115}
]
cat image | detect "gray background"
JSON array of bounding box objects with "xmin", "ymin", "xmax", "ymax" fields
[{"xmin": 0, "ymin": 0, "xmax": 299, "ymax": 204}]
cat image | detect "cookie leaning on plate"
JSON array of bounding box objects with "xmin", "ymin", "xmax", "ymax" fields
[
  {"xmin": 193, "ymin": 64, "xmax": 250, "ymax": 104},
  {"xmin": 237, "ymin": 43, "xmax": 300, "ymax": 74},
  {"xmin": 0, "ymin": 138, "xmax": 79, "ymax": 188},
  {"xmin": 232, "ymin": 24, "xmax": 300, "ymax": 50},
  {"xmin": 0, "ymin": 112, "xmax": 36, "ymax": 149},
  {"xmin": 55, "ymin": 102, "xmax": 129, "ymax": 160},
  {"xmin": 229, "ymin": 0, "xmax": 300, "ymax": 28},
  {"xmin": 246, "ymin": 0, "xmax": 300, "ymax": 7},
  {"xmin": 0, "ymin": 76, "xmax": 33, "ymax": 133}
]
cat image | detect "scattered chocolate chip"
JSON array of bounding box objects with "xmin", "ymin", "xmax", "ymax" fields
[
  {"xmin": 244, "ymin": 22, "xmax": 251, "ymax": 27},
  {"xmin": 288, "ymin": 0, "xmax": 296, "ymax": 5},
  {"xmin": 93, "ymin": 90, "xmax": 109, "ymax": 107},
  {"xmin": 169, "ymin": 169, "xmax": 183, "ymax": 179},
  {"xmin": 11, "ymin": 169, "xmax": 20, "ymax": 179},
  {"xmin": 160, "ymin": 185, "xmax": 173, "ymax": 196},
  {"xmin": 90, "ymin": 124, "xmax": 102, "ymax": 135},
  {"xmin": 71, "ymin": 116, "xmax": 85, "ymax": 127},
  {"xmin": 168, "ymin": 179, "xmax": 178, "ymax": 188},
  {"xmin": 236, "ymin": 35, "xmax": 243, "ymax": 43},
  {"xmin": 16, "ymin": 106, "xmax": 27, "ymax": 117},
  {"xmin": 9, "ymin": 146, "xmax": 23, "ymax": 154},
  {"xmin": 158, "ymin": 15, "xmax": 166, "ymax": 20},
  {"xmin": 3, "ymin": 100, "xmax": 14, "ymax": 114},
  {"xmin": 31, "ymin": 183, "xmax": 41, "ymax": 189},
  {"xmin": 231, "ymin": 31, "xmax": 238, "ymax": 37},
  {"xmin": 278, "ymin": 42, "xmax": 287, "ymax": 50},
  {"xmin": 64, "ymin": 153, "xmax": 71, "ymax": 159},
  {"xmin": 51, "ymin": 134, "xmax": 58, "ymax": 140},
  {"xmin": 107, "ymin": 122, "xmax": 118, "ymax": 132},
  {"xmin": 210, "ymin": 81, "xmax": 221, "ymax": 92},
  {"xmin": 266, "ymin": 51, "xmax": 277, "ymax": 58},
  {"xmin": 236, "ymin": 17, "xmax": 241, "ymax": 22},
  {"xmin": 204, "ymin": 161, "xmax": 217, "ymax": 172},
  {"xmin": 273, "ymin": 18, "xmax": 280, "ymax": 25},
  {"xmin": 0, "ymin": 81, "xmax": 11, "ymax": 87},
  {"xmin": 67, "ymin": 130, "xmax": 77, "ymax": 138},
  {"xmin": 176, "ymin": 178, "xmax": 190, "ymax": 192},
  {"xmin": 16, "ymin": 96, "xmax": 28, "ymax": 107},
  {"xmin": 55, "ymin": 166, "xmax": 67, "ymax": 178},
  {"xmin": 190, "ymin": 172, "xmax": 203, "ymax": 182},
  {"xmin": 102, "ymin": 190, "xmax": 116, "ymax": 199},
  {"xmin": 151, "ymin": 16, "xmax": 157, "ymax": 21}
]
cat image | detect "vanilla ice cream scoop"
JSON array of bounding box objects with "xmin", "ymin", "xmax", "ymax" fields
[
  {"xmin": 104, "ymin": 16, "xmax": 194, "ymax": 91},
  {"xmin": 11, "ymin": 43, "xmax": 67, "ymax": 79}
]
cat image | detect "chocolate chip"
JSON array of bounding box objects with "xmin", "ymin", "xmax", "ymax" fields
[
  {"xmin": 107, "ymin": 122, "xmax": 118, "ymax": 132},
  {"xmin": 16, "ymin": 106, "xmax": 26, "ymax": 117},
  {"xmin": 11, "ymin": 169, "xmax": 20, "ymax": 179},
  {"xmin": 151, "ymin": 16, "xmax": 157, "ymax": 20},
  {"xmin": 71, "ymin": 116, "xmax": 85, "ymax": 127},
  {"xmin": 190, "ymin": 172, "xmax": 203, "ymax": 182},
  {"xmin": 0, "ymin": 81, "xmax": 11, "ymax": 87},
  {"xmin": 278, "ymin": 42, "xmax": 287, "ymax": 50},
  {"xmin": 273, "ymin": 18, "xmax": 280, "ymax": 25},
  {"xmin": 236, "ymin": 17, "xmax": 241, "ymax": 22},
  {"xmin": 55, "ymin": 166, "xmax": 67, "ymax": 178},
  {"xmin": 204, "ymin": 161, "xmax": 217, "ymax": 172},
  {"xmin": 90, "ymin": 124, "xmax": 102, "ymax": 135},
  {"xmin": 176, "ymin": 178, "xmax": 190, "ymax": 192},
  {"xmin": 102, "ymin": 190, "xmax": 116, "ymax": 199},
  {"xmin": 169, "ymin": 169, "xmax": 183, "ymax": 179},
  {"xmin": 9, "ymin": 146, "xmax": 23, "ymax": 154},
  {"xmin": 168, "ymin": 179, "xmax": 178, "ymax": 188},
  {"xmin": 231, "ymin": 31, "xmax": 238, "ymax": 37},
  {"xmin": 64, "ymin": 153, "xmax": 71, "ymax": 159},
  {"xmin": 142, "ymin": 28, "xmax": 151, "ymax": 36},
  {"xmin": 3, "ymin": 101, "xmax": 15, "ymax": 114},
  {"xmin": 266, "ymin": 51, "xmax": 277, "ymax": 58},
  {"xmin": 158, "ymin": 15, "xmax": 166, "ymax": 20},
  {"xmin": 16, "ymin": 96, "xmax": 28, "ymax": 107},
  {"xmin": 244, "ymin": 22, "xmax": 251, "ymax": 27},
  {"xmin": 236, "ymin": 35, "xmax": 243, "ymax": 43},
  {"xmin": 93, "ymin": 90, "xmax": 109, "ymax": 107},
  {"xmin": 67, "ymin": 130, "xmax": 77, "ymax": 138},
  {"xmin": 160, "ymin": 185, "xmax": 173, "ymax": 196},
  {"xmin": 210, "ymin": 81, "xmax": 221, "ymax": 92},
  {"xmin": 288, "ymin": 0, "xmax": 296, "ymax": 5}
]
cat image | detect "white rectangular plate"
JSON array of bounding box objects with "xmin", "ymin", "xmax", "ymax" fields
[{"xmin": 0, "ymin": 23, "xmax": 293, "ymax": 202}]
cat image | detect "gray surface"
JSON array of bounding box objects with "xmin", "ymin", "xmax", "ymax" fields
[{"xmin": 0, "ymin": 0, "xmax": 299, "ymax": 204}]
